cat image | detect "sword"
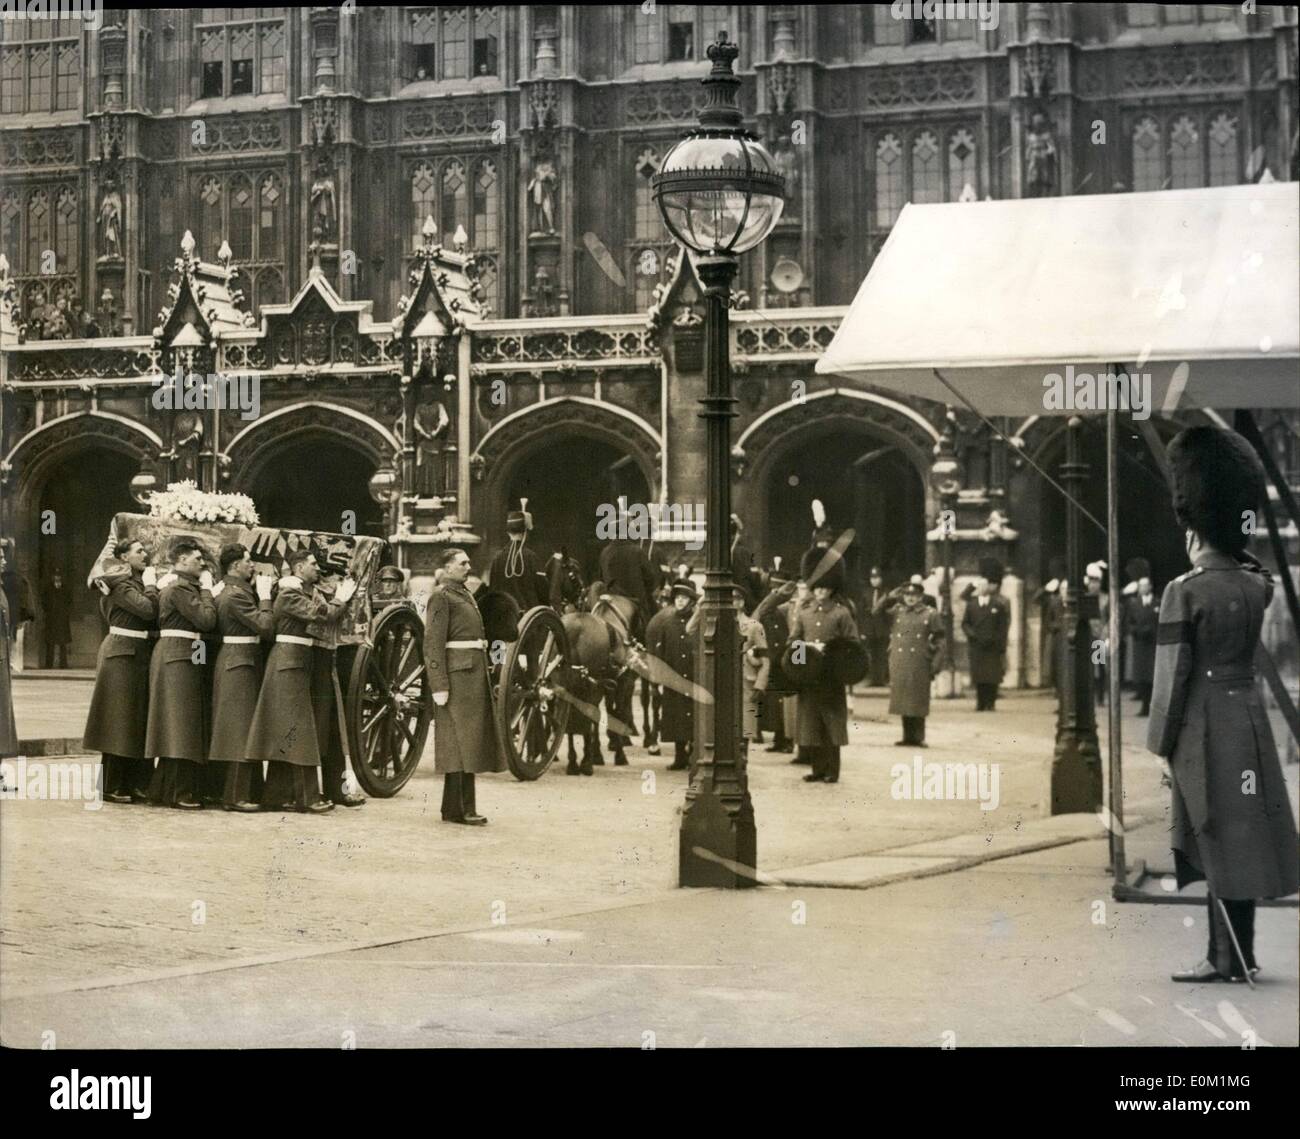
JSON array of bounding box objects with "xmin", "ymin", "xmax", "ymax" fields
[{"xmin": 331, "ymin": 658, "xmax": 359, "ymax": 799}]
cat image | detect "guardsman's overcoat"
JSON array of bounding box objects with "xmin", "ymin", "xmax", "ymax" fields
[
  {"xmin": 424, "ymin": 581, "xmax": 507, "ymax": 774},
  {"xmin": 0, "ymin": 590, "xmax": 18, "ymax": 757},
  {"xmin": 245, "ymin": 582, "xmax": 343, "ymax": 766},
  {"xmin": 789, "ymin": 596, "xmax": 859, "ymax": 747},
  {"xmin": 83, "ymin": 572, "xmax": 158, "ymax": 758},
  {"xmin": 961, "ymin": 593, "xmax": 1010, "ymax": 685},
  {"xmin": 887, "ymin": 602, "xmax": 945, "ymax": 718},
  {"xmin": 1122, "ymin": 592, "xmax": 1159, "ymax": 687},
  {"xmin": 145, "ymin": 573, "xmax": 217, "ymax": 760},
  {"xmin": 208, "ymin": 576, "xmax": 273, "ymax": 762},
  {"xmin": 1147, "ymin": 550, "xmax": 1299, "ymax": 900},
  {"xmin": 646, "ymin": 604, "xmax": 695, "ymax": 743}
]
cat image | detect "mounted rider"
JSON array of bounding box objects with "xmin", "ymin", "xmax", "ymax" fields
[{"xmin": 486, "ymin": 499, "xmax": 551, "ymax": 613}]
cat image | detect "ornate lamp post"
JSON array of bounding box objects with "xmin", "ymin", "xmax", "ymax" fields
[
  {"xmin": 653, "ymin": 32, "xmax": 784, "ymax": 888},
  {"xmin": 930, "ymin": 420, "xmax": 961, "ymax": 697}
]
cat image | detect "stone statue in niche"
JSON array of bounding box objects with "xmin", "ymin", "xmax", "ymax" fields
[
  {"xmin": 310, "ymin": 154, "xmax": 337, "ymax": 242},
  {"xmin": 411, "ymin": 397, "xmax": 451, "ymax": 497},
  {"xmin": 1024, "ymin": 111, "xmax": 1058, "ymax": 198},
  {"xmin": 97, "ymin": 172, "xmax": 123, "ymax": 259},
  {"xmin": 527, "ymin": 160, "xmax": 558, "ymax": 236}
]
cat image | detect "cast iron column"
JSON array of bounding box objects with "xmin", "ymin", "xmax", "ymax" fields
[
  {"xmin": 1051, "ymin": 415, "xmax": 1102, "ymax": 812},
  {"xmin": 679, "ymin": 253, "xmax": 757, "ymax": 888}
]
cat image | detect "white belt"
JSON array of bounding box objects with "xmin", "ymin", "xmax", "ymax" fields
[
  {"xmin": 222, "ymin": 635, "xmax": 259, "ymax": 645},
  {"xmin": 446, "ymin": 639, "xmax": 487, "ymax": 650},
  {"xmin": 275, "ymin": 634, "xmax": 313, "ymax": 646},
  {"xmin": 159, "ymin": 628, "xmax": 202, "ymax": 639},
  {"xmin": 109, "ymin": 626, "xmax": 149, "ymax": 640}
]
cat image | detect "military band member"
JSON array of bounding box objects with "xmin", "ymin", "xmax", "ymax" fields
[
  {"xmin": 790, "ymin": 581, "xmax": 859, "ymax": 784},
  {"xmin": 487, "ymin": 504, "xmax": 550, "ymax": 612},
  {"xmin": 1149, "ymin": 427, "xmax": 1299, "ymax": 984},
  {"xmin": 0, "ymin": 543, "xmax": 19, "ymax": 761},
  {"xmin": 247, "ymin": 551, "xmax": 357, "ymax": 813},
  {"xmin": 145, "ymin": 540, "xmax": 218, "ymax": 809},
  {"xmin": 207, "ymin": 544, "xmax": 274, "ymax": 812},
  {"xmin": 85, "ymin": 540, "xmax": 159, "ymax": 802},
  {"xmin": 885, "ymin": 579, "xmax": 945, "ymax": 747},
  {"xmin": 962, "ymin": 557, "xmax": 1010, "ymax": 712},
  {"xmin": 424, "ymin": 547, "xmax": 507, "ymax": 825},
  {"xmin": 646, "ymin": 579, "xmax": 697, "ymax": 771}
]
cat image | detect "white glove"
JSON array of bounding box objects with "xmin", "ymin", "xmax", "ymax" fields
[
  {"xmin": 156, "ymin": 572, "xmax": 178, "ymax": 590},
  {"xmin": 1122, "ymin": 581, "xmax": 1139, "ymax": 595},
  {"xmin": 334, "ymin": 577, "xmax": 358, "ymax": 604},
  {"xmin": 198, "ymin": 569, "xmax": 215, "ymax": 591},
  {"xmin": 433, "ymin": 690, "xmax": 449, "ymax": 707},
  {"xmin": 141, "ymin": 566, "xmax": 157, "ymax": 588},
  {"xmin": 255, "ymin": 574, "xmax": 274, "ymax": 601},
  {"xmin": 210, "ymin": 580, "xmax": 226, "ymax": 599},
  {"xmin": 95, "ymin": 578, "xmax": 111, "ymax": 596}
]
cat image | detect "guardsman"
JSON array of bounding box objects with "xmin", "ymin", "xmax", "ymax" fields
[
  {"xmin": 0, "ymin": 543, "xmax": 19, "ymax": 760},
  {"xmin": 487, "ymin": 502, "xmax": 550, "ymax": 612},
  {"xmin": 247, "ymin": 550, "xmax": 357, "ymax": 813},
  {"xmin": 84, "ymin": 539, "xmax": 158, "ymax": 802},
  {"xmin": 646, "ymin": 578, "xmax": 696, "ymax": 771},
  {"xmin": 885, "ymin": 578, "xmax": 945, "ymax": 747},
  {"xmin": 961, "ymin": 557, "xmax": 1010, "ymax": 712},
  {"xmin": 145, "ymin": 539, "xmax": 218, "ymax": 809},
  {"xmin": 207, "ymin": 544, "xmax": 274, "ymax": 811},
  {"xmin": 754, "ymin": 568, "xmax": 797, "ymax": 753},
  {"xmin": 1150, "ymin": 426, "xmax": 1299, "ymax": 983},
  {"xmin": 864, "ymin": 567, "xmax": 891, "ymax": 687},
  {"xmin": 789, "ymin": 579, "xmax": 859, "ymax": 784},
  {"xmin": 1122, "ymin": 564, "xmax": 1158, "ymax": 717},
  {"xmin": 424, "ymin": 547, "xmax": 507, "ymax": 825},
  {"xmin": 310, "ymin": 568, "xmax": 367, "ymax": 811}
]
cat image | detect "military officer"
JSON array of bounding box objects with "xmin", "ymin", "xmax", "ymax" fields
[
  {"xmin": 424, "ymin": 546, "xmax": 507, "ymax": 825},
  {"xmin": 864, "ymin": 567, "xmax": 891, "ymax": 687},
  {"xmin": 1150, "ymin": 426, "xmax": 1299, "ymax": 983},
  {"xmin": 1122, "ymin": 559, "xmax": 1158, "ymax": 716},
  {"xmin": 962, "ymin": 557, "xmax": 1011, "ymax": 712},
  {"xmin": 247, "ymin": 550, "xmax": 357, "ymax": 813},
  {"xmin": 646, "ymin": 579, "xmax": 697, "ymax": 771},
  {"xmin": 754, "ymin": 569, "xmax": 797, "ymax": 753},
  {"xmin": 487, "ymin": 503, "xmax": 550, "ymax": 612},
  {"xmin": 599, "ymin": 531, "xmax": 658, "ymax": 642},
  {"xmin": 145, "ymin": 540, "xmax": 218, "ymax": 809},
  {"xmin": 84, "ymin": 540, "xmax": 158, "ymax": 802},
  {"xmin": 207, "ymin": 543, "xmax": 274, "ymax": 811},
  {"xmin": 789, "ymin": 581, "xmax": 859, "ymax": 784},
  {"xmin": 885, "ymin": 579, "xmax": 945, "ymax": 747}
]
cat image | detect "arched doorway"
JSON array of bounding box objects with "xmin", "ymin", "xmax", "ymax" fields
[
  {"xmin": 34, "ymin": 447, "xmax": 140, "ymax": 667},
  {"xmin": 245, "ymin": 437, "xmax": 384, "ymax": 537}
]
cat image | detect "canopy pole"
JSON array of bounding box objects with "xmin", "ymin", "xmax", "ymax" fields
[{"xmin": 1106, "ymin": 404, "xmax": 1126, "ymax": 883}]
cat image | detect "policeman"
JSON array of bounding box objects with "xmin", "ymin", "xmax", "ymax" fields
[
  {"xmin": 885, "ymin": 579, "xmax": 944, "ymax": 747},
  {"xmin": 1149, "ymin": 427, "xmax": 1299, "ymax": 983},
  {"xmin": 144, "ymin": 540, "xmax": 218, "ymax": 809},
  {"xmin": 863, "ymin": 566, "xmax": 891, "ymax": 688},
  {"xmin": 646, "ymin": 579, "xmax": 697, "ymax": 771},
  {"xmin": 207, "ymin": 543, "xmax": 273, "ymax": 811},
  {"xmin": 84, "ymin": 539, "xmax": 158, "ymax": 802},
  {"xmin": 961, "ymin": 557, "xmax": 1010, "ymax": 712},
  {"xmin": 247, "ymin": 550, "xmax": 357, "ymax": 813}
]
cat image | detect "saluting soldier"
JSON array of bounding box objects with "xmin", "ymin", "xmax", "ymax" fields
[
  {"xmin": 207, "ymin": 544, "xmax": 274, "ymax": 812},
  {"xmin": 884, "ymin": 578, "xmax": 945, "ymax": 747},
  {"xmin": 789, "ymin": 579, "xmax": 859, "ymax": 785},
  {"xmin": 754, "ymin": 567, "xmax": 797, "ymax": 753},
  {"xmin": 84, "ymin": 539, "xmax": 158, "ymax": 802},
  {"xmin": 424, "ymin": 547, "xmax": 507, "ymax": 825},
  {"xmin": 961, "ymin": 557, "xmax": 1011, "ymax": 712},
  {"xmin": 1122, "ymin": 560, "xmax": 1158, "ymax": 717},
  {"xmin": 864, "ymin": 567, "xmax": 891, "ymax": 688},
  {"xmin": 145, "ymin": 540, "xmax": 218, "ymax": 809},
  {"xmin": 487, "ymin": 503, "xmax": 550, "ymax": 612},
  {"xmin": 646, "ymin": 579, "xmax": 697, "ymax": 771},
  {"xmin": 1149, "ymin": 427, "xmax": 1298, "ymax": 983},
  {"xmin": 247, "ymin": 550, "xmax": 357, "ymax": 813}
]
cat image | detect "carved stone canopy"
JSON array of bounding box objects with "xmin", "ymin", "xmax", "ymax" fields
[
  {"xmin": 153, "ymin": 230, "xmax": 255, "ymax": 347},
  {"xmin": 393, "ymin": 216, "xmax": 485, "ymax": 356}
]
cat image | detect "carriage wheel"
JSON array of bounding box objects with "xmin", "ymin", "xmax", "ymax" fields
[
  {"xmin": 497, "ymin": 606, "xmax": 572, "ymax": 781},
  {"xmin": 346, "ymin": 603, "xmax": 430, "ymax": 798}
]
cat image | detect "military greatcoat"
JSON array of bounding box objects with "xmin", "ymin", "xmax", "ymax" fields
[
  {"xmin": 1147, "ymin": 550, "xmax": 1299, "ymax": 901},
  {"xmin": 245, "ymin": 583, "xmax": 344, "ymax": 766},
  {"xmin": 208, "ymin": 576, "xmax": 273, "ymax": 762},
  {"xmin": 646, "ymin": 604, "xmax": 695, "ymax": 743},
  {"xmin": 961, "ymin": 593, "xmax": 1010, "ymax": 685},
  {"xmin": 887, "ymin": 602, "xmax": 945, "ymax": 717},
  {"xmin": 789, "ymin": 596, "xmax": 859, "ymax": 747},
  {"xmin": 83, "ymin": 572, "xmax": 158, "ymax": 759},
  {"xmin": 0, "ymin": 589, "xmax": 18, "ymax": 757},
  {"xmin": 424, "ymin": 581, "xmax": 507, "ymax": 774},
  {"xmin": 144, "ymin": 574, "xmax": 217, "ymax": 761},
  {"xmin": 1122, "ymin": 592, "xmax": 1158, "ymax": 688}
]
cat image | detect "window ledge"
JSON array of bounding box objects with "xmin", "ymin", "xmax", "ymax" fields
[
  {"xmin": 394, "ymin": 76, "xmax": 504, "ymax": 99},
  {"xmin": 0, "ymin": 109, "xmax": 82, "ymax": 129},
  {"xmin": 186, "ymin": 93, "xmax": 292, "ymax": 116}
]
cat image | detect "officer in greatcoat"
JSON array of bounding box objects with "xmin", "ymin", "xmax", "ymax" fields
[
  {"xmin": 40, "ymin": 567, "xmax": 72, "ymax": 670},
  {"xmin": 961, "ymin": 557, "xmax": 1010, "ymax": 711},
  {"xmin": 1122, "ymin": 562, "xmax": 1158, "ymax": 716},
  {"xmin": 145, "ymin": 539, "xmax": 218, "ymax": 809},
  {"xmin": 424, "ymin": 547, "xmax": 507, "ymax": 824},
  {"xmin": 487, "ymin": 504, "xmax": 550, "ymax": 612},
  {"xmin": 789, "ymin": 582, "xmax": 859, "ymax": 784},
  {"xmin": 0, "ymin": 543, "xmax": 19, "ymax": 760},
  {"xmin": 247, "ymin": 550, "xmax": 357, "ymax": 813},
  {"xmin": 207, "ymin": 543, "xmax": 274, "ymax": 811},
  {"xmin": 885, "ymin": 579, "xmax": 945, "ymax": 746},
  {"xmin": 753, "ymin": 569, "xmax": 797, "ymax": 753},
  {"xmin": 791, "ymin": 522, "xmax": 849, "ymax": 766},
  {"xmin": 1149, "ymin": 426, "xmax": 1299, "ymax": 983},
  {"xmin": 645, "ymin": 578, "xmax": 697, "ymax": 771},
  {"xmin": 84, "ymin": 539, "xmax": 158, "ymax": 801},
  {"xmin": 864, "ymin": 567, "xmax": 891, "ymax": 687}
]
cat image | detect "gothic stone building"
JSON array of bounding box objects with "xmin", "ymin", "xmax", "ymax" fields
[{"xmin": 1, "ymin": 5, "xmax": 1298, "ymax": 677}]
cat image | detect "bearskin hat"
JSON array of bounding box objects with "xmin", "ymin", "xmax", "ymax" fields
[
  {"xmin": 824, "ymin": 637, "xmax": 870, "ymax": 686},
  {"xmin": 1167, "ymin": 426, "xmax": 1265, "ymax": 556},
  {"xmin": 800, "ymin": 545, "xmax": 846, "ymax": 592},
  {"xmin": 1047, "ymin": 555, "xmax": 1068, "ymax": 580},
  {"xmin": 474, "ymin": 587, "xmax": 520, "ymax": 644}
]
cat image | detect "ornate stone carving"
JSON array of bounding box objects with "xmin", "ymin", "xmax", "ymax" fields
[
  {"xmin": 625, "ymin": 83, "xmax": 709, "ymax": 125},
  {"xmin": 861, "ymin": 62, "xmax": 978, "ymax": 108},
  {"xmin": 190, "ymin": 113, "xmax": 283, "ymax": 155},
  {"xmin": 1, "ymin": 131, "xmax": 78, "ymax": 169},
  {"xmin": 767, "ymin": 62, "xmax": 796, "ymax": 116},
  {"xmin": 1024, "ymin": 111, "xmax": 1058, "ymax": 198},
  {"xmin": 401, "ymin": 100, "xmax": 497, "ymax": 140},
  {"xmin": 1120, "ymin": 45, "xmax": 1237, "ymax": 92}
]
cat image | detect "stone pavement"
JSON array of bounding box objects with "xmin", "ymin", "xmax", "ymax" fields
[{"xmin": 2, "ymin": 686, "xmax": 1295, "ymax": 1047}]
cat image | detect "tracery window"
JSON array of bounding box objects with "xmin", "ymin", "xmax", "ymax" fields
[
  {"xmin": 862, "ymin": 8, "xmax": 981, "ymax": 44},
  {"xmin": 1169, "ymin": 115, "xmax": 1202, "ymax": 189},
  {"xmin": 190, "ymin": 168, "xmax": 285, "ymax": 308},
  {"xmin": 0, "ymin": 18, "xmax": 81, "ymax": 114},
  {"xmin": 1129, "ymin": 110, "xmax": 1240, "ymax": 191},
  {"xmin": 196, "ymin": 9, "xmax": 287, "ymax": 99},
  {"xmin": 407, "ymin": 155, "xmax": 501, "ymax": 311},
  {"xmin": 630, "ymin": 146, "xmax": 673, "ymax": 311},
  {"xmin": 868, "ymin": 126, "xmax": 978, "ymax": 259},
  {"xmin": 404, "ymin": 6, "xmax": 500, "ymax": 81},
  {"xmin": 632, "ymin": 5, "xmax": 729, "ymax": 65},
  {"xmin": 1131, "ymin": 116, "xmax": 1162, "ymax": 191}
]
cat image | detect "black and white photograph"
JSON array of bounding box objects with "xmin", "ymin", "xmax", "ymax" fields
[{"xmin": 0, "ymin": 0, "xmax": 1297, "ymax": 1116}]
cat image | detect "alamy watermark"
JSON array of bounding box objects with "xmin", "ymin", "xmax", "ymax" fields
[
  {"xmin": 890, "ymin": 0, "xmax": 999, "ymax": 33},
  {"xmin": 0, "ymin": 758, "xmax": 102, "ymax": 811},
  {"xmin": 890, "ymin": 757, "xmax": 1001, "ymax": 811},
  {"xmin": 596, "ymin": 500, "xmax": 705, "ymax": 551},
  {"xmin": 1042, "ymin": 366, "xmax": 1151, "ymax": 420},
  {"xmin": 152, "ymin": 365, "xmax": 261, "ymax": 421},
  {"xmin": 0, "ymin": 0, "xmax": 101, "ymax": 29}
]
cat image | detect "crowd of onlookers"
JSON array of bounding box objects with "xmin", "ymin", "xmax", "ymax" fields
[{"xmin": 17, "ymin": 295, "xmax": 104, "ymax": 341}]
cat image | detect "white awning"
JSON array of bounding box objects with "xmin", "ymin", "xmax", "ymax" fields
[{"xmin": 815, "ymin": 183, "xmax": 1300, "ymax": 414}]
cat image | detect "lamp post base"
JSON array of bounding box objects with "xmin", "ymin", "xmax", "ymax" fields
[
  {"xmin": 679, "ymin": 780, "xmax": 758, "ymax": 888},
  {"xmin": 1050, "ymin": 733, "xmax": 1103, "ymax": 815}
]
